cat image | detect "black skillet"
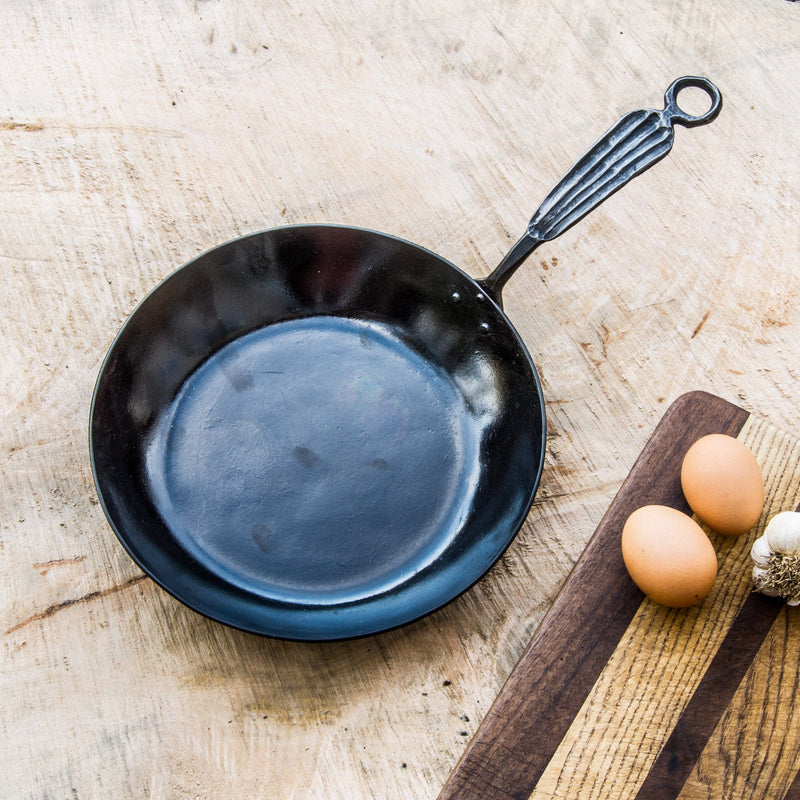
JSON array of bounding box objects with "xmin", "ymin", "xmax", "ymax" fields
[{"xmin": 90, "ymin": 77, "xmax": 721, "ymax": 641}]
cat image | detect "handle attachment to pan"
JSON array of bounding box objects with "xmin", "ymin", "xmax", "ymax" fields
[{"xmin": 480, "ymin": 76, "xmax": 722, "ymax": 305}]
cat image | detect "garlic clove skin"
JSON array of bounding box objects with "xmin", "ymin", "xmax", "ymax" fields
[
  {"xmin": 750, "ymin": 534, "xmax": 773, "ymax": 568},
  {"xmin": 764, "ymin": 511, "xmax": 800, "ymax": 555}
]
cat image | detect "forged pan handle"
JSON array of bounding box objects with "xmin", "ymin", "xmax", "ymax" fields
[{"xmin": 481, "ymin": 77, "xmax": 722, "ymax": 303}]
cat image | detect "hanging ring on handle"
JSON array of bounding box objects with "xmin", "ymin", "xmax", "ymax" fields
[{"xmin": 663, "ymin": 76, "xmax": 723, "ymax": 128}]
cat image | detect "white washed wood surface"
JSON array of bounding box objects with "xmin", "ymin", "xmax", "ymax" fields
[{"xmin": 1, "ymin": 2, "xmax": 799, "ymax": 798}]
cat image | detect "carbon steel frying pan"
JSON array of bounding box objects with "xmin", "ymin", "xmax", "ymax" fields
[{"xmin": 90, "ymin": 77, "xmax": 721, "ymax": 641}]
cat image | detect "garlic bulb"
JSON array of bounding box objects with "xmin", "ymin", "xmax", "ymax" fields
[{"xmin": 751, "ymin": 511, "xmax": 800, "ymax": 605}]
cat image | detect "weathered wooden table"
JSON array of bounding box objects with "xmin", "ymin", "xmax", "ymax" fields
[{"xmin": 2, "ymin": 2, "xmax": 799, "ymax": 798}]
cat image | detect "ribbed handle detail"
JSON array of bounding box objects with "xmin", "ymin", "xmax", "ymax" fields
[
  {"xmin": 481, "ymin": 76, "xmax": 722, "ymax": 305},
  {"xmin": 528, "ymin": 108, "xmax": 673, "ymax": 242}
]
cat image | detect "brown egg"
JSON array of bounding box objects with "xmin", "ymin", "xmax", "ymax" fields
[
  {"xmin": 621, "ymin": 504, "xmax": 718, "ymax": 607},
  {"xmin": 680, "ymin": 434, "xmax": 764, "ymax": 537}
]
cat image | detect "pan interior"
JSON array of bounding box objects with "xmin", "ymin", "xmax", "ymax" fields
[{"xmin": 144, "ymin": 315, "xmax": 483, "ymax": 605}]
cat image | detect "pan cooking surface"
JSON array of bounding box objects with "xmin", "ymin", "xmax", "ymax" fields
[{"xmin": 144, "ymin": 315, "xmax": 482, "ymax": 604}]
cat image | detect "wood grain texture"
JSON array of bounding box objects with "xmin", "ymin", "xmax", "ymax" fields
[
  {"xmin": 2, "ymin": 1, "xmax": 800, "ymax": 798},
  {"xmin": 676, "ymin": 603, "xmax": 800, "ymax": 800},
  {"xmin": 634, "ymin": 592, "xmax": 784, "ymax": 800}
]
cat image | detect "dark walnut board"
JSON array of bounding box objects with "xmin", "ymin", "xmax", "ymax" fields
[{"xmin": 438, "ymin": 391, "xmax": 800, "ymax": 800}]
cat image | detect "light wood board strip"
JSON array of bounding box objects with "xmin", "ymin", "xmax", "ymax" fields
[
  {"xmin": 676, "ymin": 605, "xmax": 800, "ymax": 800},
  {"xmin": 631, "ymin": 591, "xmax": 784, "ymax": 800}
]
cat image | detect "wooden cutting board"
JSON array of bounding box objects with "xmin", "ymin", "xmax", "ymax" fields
[{"xmin": 438, "ymin": 390, "xmax": 800, "ymax": 800}]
